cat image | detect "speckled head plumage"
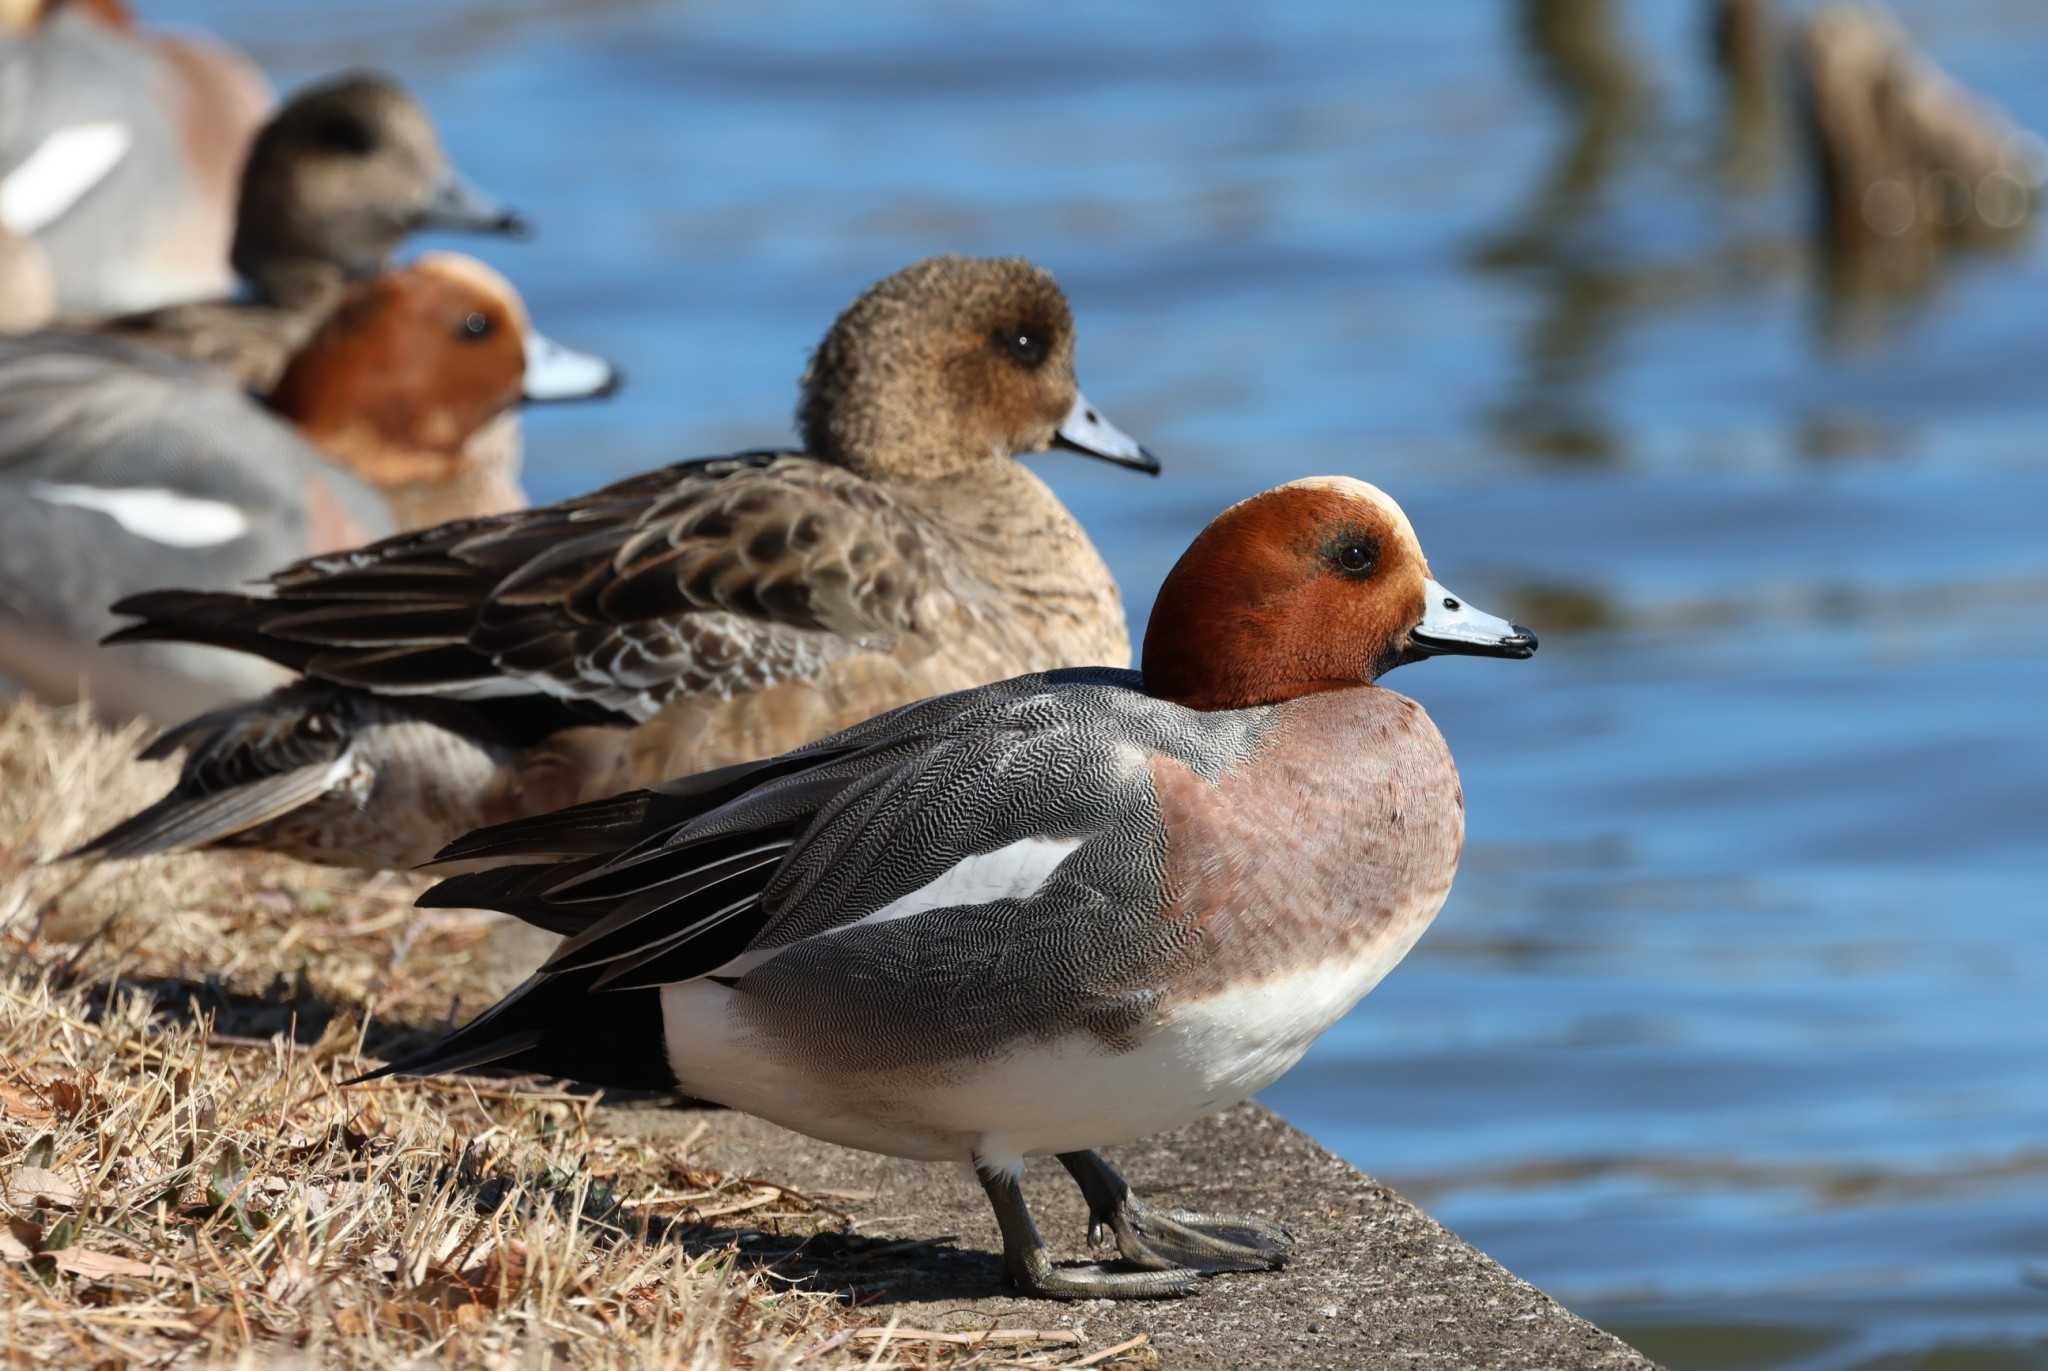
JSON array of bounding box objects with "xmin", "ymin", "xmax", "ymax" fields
[
  {"xmin": 797, "ymin": 255, "xmax": 1155, "ymax": 480},
  {"xmin": 230, "ymin": 73, "xmax": 523, "ymax": 290}
]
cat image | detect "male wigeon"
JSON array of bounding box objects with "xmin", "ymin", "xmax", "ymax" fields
[
  {"xmin": 0, "ymin": 253, "xmax": 617, "ymax": 722},
  {"xmin": 0, "ymin": 118, "xmax": 131, "ymax": 330},
  {"xmin": 362, "ymin": 477, "xmax": 1537, "ymax": 1300},
  {"xmin": 0, "ymin": 0, "xmax": 271, "ymax": 317},
  {"xmin": 73, "ymin": 71, "xmax": 526, "ymax": 391},
  {"xmin": 74, "ymin": 255, "xmax": 1156, "ymax": 867}
]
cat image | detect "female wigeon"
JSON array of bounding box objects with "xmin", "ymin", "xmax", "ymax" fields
[
  {"xmin": 75, "ymin": 255, "xmax": 1156, "ymax": 867},
  {"xmin": 0, "ymin": 253, "xmax": 617, "ymax": 722},
  {"xmin": 75, "ymin": 71, "xmax": 526, "ymax": 391},
  {"xmin": 362, "ymin": 477, "xmax": 1536, "ymax": 1300},
  {"xmin": 0, "ymin": 0, "xmax": 271, "ymax": 317}
]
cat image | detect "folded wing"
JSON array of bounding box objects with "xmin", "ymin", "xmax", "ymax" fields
[{"xmin": 107, "ymin": 453, "xmax": 960, "ymax": 723}]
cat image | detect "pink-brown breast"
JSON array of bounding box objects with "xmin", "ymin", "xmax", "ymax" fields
[{"xmin": 1147, "ymin": 687, "xmax": 1465, "ymax": 1002}]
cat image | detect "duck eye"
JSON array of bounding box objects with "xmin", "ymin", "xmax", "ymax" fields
[
  {"xmin": 1326, "ymin": 536, "xmax": 1378, "ymax": 576},
  {"xmin": 458, "ymin": 311, "xmax": 494, "ymax": 341},
  {"xmin": 313, "ymin": 111, "xmax": 378, "ymax": 156},
  {"xmin": 994, "ymin": 325, "xmax": 1049, "ymax": 369}
]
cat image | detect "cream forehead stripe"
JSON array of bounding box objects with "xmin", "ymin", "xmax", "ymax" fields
[
  {"xmin": 411, "ymin": 252, "xmax": 529, "ymax": 333},
  {"xmin": 1222, "ymin": 475, "xmax": 1422, "ymax": 553}
]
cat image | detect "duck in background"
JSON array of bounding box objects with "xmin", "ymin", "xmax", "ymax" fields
[
  {"xmin": 0, "ymin": 253, "xmax": 617, "ymax": 723},
  {"xmin": 0, "ymin": 0, "xmax": 271, "ymax": 316},
  {"xmin": 64, "ymin": 71, "xmax": 527, "ymax": 392},
  {"xmin": 367, "ymin": 477, "xmax": 1538, "ymax": 1301},
  {"xmin": 75, "ymin": 255, "xmax": 1159, "ymax": 870},
  {"xmin": 0, "ymin": 118, "xmax": 130, "ymax": 331}
]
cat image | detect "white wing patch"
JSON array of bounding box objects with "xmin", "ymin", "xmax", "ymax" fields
[
  {"xmin": 27, "ymin": 481, "xmax": 250, "ymax": 548},
  {"xmin": 0, "ymin": 122, "xmax": 133, "ymax": 235},
  {"xmin": 711, "ymin": 835, "xmax": 1085, "ymax": 978}
]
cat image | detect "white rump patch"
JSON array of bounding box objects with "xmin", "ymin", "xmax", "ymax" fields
[
  {"xmin": 1, "ymin": 122, "xmax": 133, "ymax": 235},
  {"xmin": 27, "ymin": 482, "xmax": 249, "ymax": 548},
  {"xmin": 711, "ymin": 834, "xmax": 1084, "ymax": 978}
]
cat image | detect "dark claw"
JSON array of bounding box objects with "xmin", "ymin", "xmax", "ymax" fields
[
  {"xmin": 1059, "ymin": 1149, "xmax": 1292, "ymax": 1275},
  {"xmin": 1123, "ymin": 1203, "xmax": 1294, "ymax": 1274},
  {"xmin": 1009, "ymin": 1246, "xmax": 1201, "ymax": 1300},
  {"xmin": 979, "ymin": 1153, "xmax": 1205, "ymax": 1302}
]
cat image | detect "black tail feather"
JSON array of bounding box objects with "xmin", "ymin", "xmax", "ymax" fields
[
  {"xmin": 350, "ymin": 970, "xmax": 671, "ymax": 1091},
  {"xmin": 543, "ymin": 841, "xmax": 790, "ymax": 974},
  {"xmin": 429, "ymin": 789, "xmax": 661, "ymax": 865},
  {"xmin": 103, "ymin": 590, "xmax": 321, "ymax": 673},
  {"xmin": 414, "ymin": 856, "xmax": 610, "ymax": 934}
]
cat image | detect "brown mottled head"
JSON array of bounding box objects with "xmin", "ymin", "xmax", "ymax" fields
[
  {"xmin": 1142, "ymin": 477, "xmax": 1537, "ymax": 711},
  {"xmin": 269, "ymin": 253, "xmax": 615, "ymax": 523},
  {"xmin": 796, "ymin": 255, "xmax": 1158, "ymax": 481},
  {"xmin": 230, "ymin": 72, "xmax": 525, "ymax": 292}
]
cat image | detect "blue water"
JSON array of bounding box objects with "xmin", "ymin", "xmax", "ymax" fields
[{"xmin": 171, "ymin": 2, "xmax": 2048, "ymax": 1365}]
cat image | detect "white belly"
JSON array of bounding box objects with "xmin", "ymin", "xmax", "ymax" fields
[{"xmin": 659, "ymin": 917, "xmax": 1431, "ymax": 1169}]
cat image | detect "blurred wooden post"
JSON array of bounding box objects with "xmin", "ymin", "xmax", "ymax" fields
[
  {"xmin": 1711, "ymin": 0, "xmax": 1773, "ymax": 94},
  {"xmin": 1798, "ymin": 3, "xmax": 2040, "ymax": 286},
  {"xmin": 1709, "ymin": 0, "xmax": 1779, "ymax": 191}
]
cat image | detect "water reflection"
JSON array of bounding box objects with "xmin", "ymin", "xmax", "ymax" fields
[
  {"xmin": 1475, "ymin": 0, "xmax": 1655, "ymax": 465},
  {"xmin": 161, "ymin": 3, "xmax": 2048, "ymax": 1368},
  {"xmin": 1709, "ymin": 0, "xmax": 1782, "ymax": 195}
]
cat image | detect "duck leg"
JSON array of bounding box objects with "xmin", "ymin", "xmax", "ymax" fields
[
  {"xmin": 1057, "ymin": 1149, "xmax": 1293, "ymax": 1274},
  {"xmin": 974, "ymin": 1157, "xmax": 1199, "ymax": 1299}
]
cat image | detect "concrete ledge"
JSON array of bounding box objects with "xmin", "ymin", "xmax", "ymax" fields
[{"xmin": 599, "ymin": 1100, "xmax": 1659, "ymax": 1369}]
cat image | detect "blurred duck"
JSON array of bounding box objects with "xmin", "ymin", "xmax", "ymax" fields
[
  {"xmin": 0, "ymin": 0, "xmax": 271, "ymax": 316},
  {"xmin": 70, "ymin": 70, "xmax": 527, "ymax": 391},
  {"xmin": 0, "ymin": 118, "xmax": 130, "ymax": 330},
  {"xmin": 362, "ymin": 478, "xmax": 1538, "ymax": 1300},
  {"xmin": 77, "ymin": 255, "xmax": 1158, "ymax": 868},
  {"xmin": 0, "ymin": 253, "xmax": 617, "ymax": 722}
]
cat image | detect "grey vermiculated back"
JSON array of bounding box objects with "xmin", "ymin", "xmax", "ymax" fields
[
  {"xmin": 0, "ymin": 9, "xmax": 233, "ymax": 314},
  {"xmin": 0, "ymin": 333, "xmax": 387, "ymax": 648},
  {"xmin": 421, "ymin": 669, "xmax": 1275, "ymax": 1071}
]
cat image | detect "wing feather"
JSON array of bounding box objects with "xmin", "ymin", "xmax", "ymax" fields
[
  {"xmin": 414, "ymin": 671, "xmax": 1154, "ymax": 989},
  {"xmin": 106, "ymin": 453, "xmax": 959, "ymax": 721}
]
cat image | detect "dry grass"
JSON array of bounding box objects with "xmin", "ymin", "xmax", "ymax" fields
[{"xmin": 0, "ymin": 698, "xmax": 1132, "ymax": 1369}]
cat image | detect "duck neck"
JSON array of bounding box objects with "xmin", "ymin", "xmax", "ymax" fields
[
  {"xmin": 895, "ymin": 460, "xmax": 1131, "ymax": 668},
  {"xmin": 237, "ymin": 255, "xmax": 350, "ymax": 312}
]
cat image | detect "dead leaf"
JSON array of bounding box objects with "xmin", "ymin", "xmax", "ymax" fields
[
  {"xmin": 48, "ymin": 1248, "xmax": 171, "ymax": 1281},
  {"xmin": 6, "ymin": 1165, "xmax": 80, "ymax": 1208},
  {"xmin": 40, "ymin": 1079, "xmax": 87, "ymax": 1118},
  {"xmin": 474, "ymin": 1240, "xmax": 529, "ymax": 1308},
  {"xmin": 0, "ymin": 1082, "xmax": 56, "ymax": 1124},
  {"xmin": 0, "ymin": 1215, "xmax": 39, "ymax": 1261},
  {"xmin": 262, "ymin": 1258, "xmax": 314, "ymax": 1304}
]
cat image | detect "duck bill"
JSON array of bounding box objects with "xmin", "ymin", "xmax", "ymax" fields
[
  {"xmin": 417, "ymin": 170, "xmax": 530, "ymax": 237},
  {"xmin": 522, "ymin": 331, "xmax": 621, "ymax": 403},
  {"xmin": 1410, "ymin": 578, "xmax": 1539, "ymax": 659},
  {"xmin": 1050, "ymin": 391, "xmax": 1161, "ymax": 475}
]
